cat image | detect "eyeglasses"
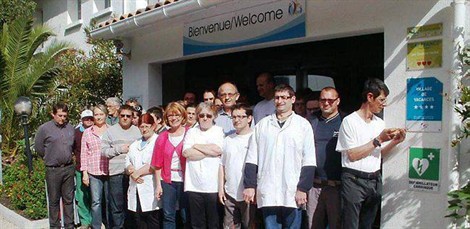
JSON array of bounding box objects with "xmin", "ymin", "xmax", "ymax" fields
[
  {"xmin": 274, "ymin": 95, "xmax": 292, "ymax": 100},
  {"xmin": 377, "ymin": 97, "xmax": 387, "ymax": 104},
  {"xmin": 198, "ymin": 113, "xmax": 213, "ymax": 119},
  {"xmin": 82, "ymin": 117, "xmax": 94, "ymax": 121},
  {"xmin": 219, "ymin": 93, "xmax": 237, "ymax": 98},
  {"xmin": 319, "ymin": 98, "xmax": 339, "ymax": 104},
  {"xmin": 232, "ymin": 115, "xmax": 248, "ymax": 120},
  {"xmin": 203, "ymin": 98, "xmax": 214, "ymax": 101},
  {"xmin": 120, "ymin": 114, "xmax": 132, "ymax": 118}
]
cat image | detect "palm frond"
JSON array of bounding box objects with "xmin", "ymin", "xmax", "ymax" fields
[
  {"xmin": 1, "ymin": 17, "xmax": 33, "ymax": 99},
  {"xmin": 27, "ymin": 25, "xmax": 55, "ymax": 59}
]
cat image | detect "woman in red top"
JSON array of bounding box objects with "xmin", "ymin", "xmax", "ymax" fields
[{"xmin": 151, "ymin": 102, "xmax": 188, "ymax": 229}]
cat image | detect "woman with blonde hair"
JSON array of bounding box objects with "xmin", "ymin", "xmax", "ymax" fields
[
  {"xmin": 151, "ymin": 102, "xmax": 189, "ymax": 228},
  {"xmin": 80, "ymin": 104, "xmax": 110, "ymax": 229}
]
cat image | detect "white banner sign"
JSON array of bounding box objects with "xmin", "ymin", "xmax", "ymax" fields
[{"xmin": 183, "ymin": 0, "xmax": 306, "ymax": 55}]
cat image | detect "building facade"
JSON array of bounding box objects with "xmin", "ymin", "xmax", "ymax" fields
[{"xmin": 38, "ymin": 0, "xmax": 470, "ymax": 228}]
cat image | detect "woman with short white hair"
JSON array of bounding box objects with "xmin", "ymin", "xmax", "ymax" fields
[{"xmin": 183, "ymin": 102, "xmax": 225, "ymax": 229}]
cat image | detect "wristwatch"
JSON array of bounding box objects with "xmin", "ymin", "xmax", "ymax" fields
[{"xmin": 373, "ymin": 138, "xmax": 382, "ymax": 147}]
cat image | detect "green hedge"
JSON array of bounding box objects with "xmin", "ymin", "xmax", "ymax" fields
[{"xmin": 0, "ymin": 155, "xmax": 47, "ymax": 220}]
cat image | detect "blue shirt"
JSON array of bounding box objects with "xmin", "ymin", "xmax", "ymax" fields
[
  {"xmin": 311, "ymin": 112, "xmax": 342, "ymax": 181},
  {"xmin": 215, "ymin": 110, "xmax": 236, "ymax": 136}
]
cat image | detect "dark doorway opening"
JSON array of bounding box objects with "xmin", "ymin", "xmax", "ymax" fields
[{"xmin": 162, "ymin": 33, "xmax": 384, "ymax": 114}]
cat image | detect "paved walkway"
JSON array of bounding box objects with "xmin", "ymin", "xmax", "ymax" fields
[{"xmin": 0, "ymin": 214, "xmax": 19, "ymax": 229}]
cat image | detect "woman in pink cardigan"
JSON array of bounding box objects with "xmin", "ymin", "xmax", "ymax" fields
[{"xmin": 151, "ymin": 102, "xmax": 189, "ymax": 229}]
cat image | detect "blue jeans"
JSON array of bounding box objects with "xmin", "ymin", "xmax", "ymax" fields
[
  {"xmin": 161, "ymin": 181, "xmax": 187, "ymax": 229},
  {"xmin": 89, "ymin": 174, "xmax": 109, "ymax": 229},
  {"xmin": 262, "ymin": 207, "xmax": 302, "ymax": 229},
  {"xmin": 107, "ymin": 174, "xmax": 125, "ymax": 229}
]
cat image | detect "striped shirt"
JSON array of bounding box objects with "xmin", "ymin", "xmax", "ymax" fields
[{"xmin": 80, "ymin": 125, "xmax": 109, "ymax": 175}]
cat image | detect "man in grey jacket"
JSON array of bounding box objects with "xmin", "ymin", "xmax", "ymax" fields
[
  {"xmin": 35, "ymin": 102, "xmax": 75, "ymax": 229},
  {"xmin": 101, "ymin": 105, "xmax": 141, "ymax": 228}
]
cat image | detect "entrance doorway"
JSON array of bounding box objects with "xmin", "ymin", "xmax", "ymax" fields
[{"xmin": 162, "ymin": 33, "xmax": 384, "ymax": 114}]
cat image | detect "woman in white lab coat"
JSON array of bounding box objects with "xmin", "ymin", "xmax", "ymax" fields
[{"xmin": 126, "ymin": 113, "xmax": 160, "ymax": 228}]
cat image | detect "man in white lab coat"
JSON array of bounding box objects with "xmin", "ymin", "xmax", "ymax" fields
[{"xmin": 243, "ymin": 84, "xmax": 317, "ymax": 228}]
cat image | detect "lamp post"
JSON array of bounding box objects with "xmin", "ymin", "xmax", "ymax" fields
[{"xmin": 14, "ymin": 97, "xmax": 33, "ymax": 173}]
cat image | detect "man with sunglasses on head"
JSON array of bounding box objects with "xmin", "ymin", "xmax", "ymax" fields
[
  {"xmin": 35, "ymin": 102, "xmax": 76, "ymax": 229},
  {"xmin": 215, "ymin": 82, "xmax": 240, "ymax": 136},
  {"xmin": 244, "ymin": 84, "xmax": 317, "ymax": 228},
  {"xmin": 101, "ymin": 105, "xmax": 141, "ymax": 229},
  {"xmin": 337, "ymin": 78, "xmax": 406, "ymax": 229},
  {"xmin": 306, "ymin": 87, "xmax": 344, "ymax": 229}
]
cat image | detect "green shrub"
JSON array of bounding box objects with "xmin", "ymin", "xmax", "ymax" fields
[{"xmin": 0, "ymin": 154, "xmax": 47, "ymax": 220}]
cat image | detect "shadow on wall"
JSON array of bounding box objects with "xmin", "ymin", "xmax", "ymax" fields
[
  {"xmin": 381, "ymin": 130, "xmax": 425, "ymax": 228},
  {"xmin": 381, "ymin": 172, "xmax": 424, "ymax": 228}
]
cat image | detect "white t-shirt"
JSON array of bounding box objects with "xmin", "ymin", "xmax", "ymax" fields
[
  {"xmin": 336, "ymin": 111, "xmax": 385, "ymax": 173},
  {"xmin": 183, "ymin": 125, "xmax": 225, "ymax": 193},
  {"xmin": 245, "ymin": 113, "xmax": 316, "ymax": 208},
  {"xmin": 221, "ymin": 131, "xmax": 253, "ymax": 201},
  {"xmin": 253, "ymin": 99, "xmax": 276, "ymax": 124},
  {"xmin": 169, "ymin": 134, "xmax": 184, "ymax": 182}
]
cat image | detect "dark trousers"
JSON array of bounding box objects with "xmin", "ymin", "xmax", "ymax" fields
[
  {"xmin": 46, "ymin": 164, "xmax": 75, "ymax": 229},
  {"xmin": 187, "ymin": 191, "xmax": 219, "ymax": 229},
  {"xmin": 341, "ymin": 171, "xmax": 382, "ymax": 229},
  {"xmin": 133, "ymin": 191, "xmax": 160, "ymax": 229},
  {"xmin": 223, "ymin": 194, "xmax": 256, "ymax": 229},
  {"xmin": 311, "ymin": 185, "xmax": 341, "ymax": 229}
]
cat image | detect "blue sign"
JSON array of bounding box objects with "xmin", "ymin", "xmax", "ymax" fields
[
  {"xmin": 183, "ymin": 0, "xmax": 306, "ymax": 56},
  {"xmin": 406, "ymin": 77, "xmax": 442, "ymax": 121}
]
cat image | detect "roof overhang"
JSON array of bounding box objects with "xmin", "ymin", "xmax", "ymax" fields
[{"xmin": 90, "ymin": 0, "xmax": 232, "ymax": 40}]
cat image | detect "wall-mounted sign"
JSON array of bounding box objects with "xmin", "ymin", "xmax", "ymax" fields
[
  {"xmin": 408, "ymin": 147, "xmax": 440, "ymax": 192},
  {"xmin": 407, "ymin": 23, "xmax": 443, "ymax": 40},
  {"xmin": 183, "ymin": 0, "xmax": 306, "ymax": 55},
  {"xmin": 406, "ymin": 77, "xmax": 443, "ymax": 132},
  {"xmin": 406, "ymin": 40, "xmax": 442, "ymax": 70}
]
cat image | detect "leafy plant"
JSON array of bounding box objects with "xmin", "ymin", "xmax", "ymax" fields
[
  {"xmin": 0, "ymin": 0, "xmax": 36, "ymax": 27},
  {"xmin": 54, "ymin": 25, "xmax": 122, "ymax": 123},
  {"xmin": 452, "ymin": 44, "xmax": 470, "ymax": 147},
  {"xmin": 0, "ymin": 16, "xmax": 71, "ymax": 158},
  {"xmin": 447, "ymin": 46, "xmax": 470, "ymax": 224},
  {"xmin": 0, "ymin": 146, "xmax": 47, "ymax": 220}
]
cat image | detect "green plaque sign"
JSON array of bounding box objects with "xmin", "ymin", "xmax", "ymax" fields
[{"xmin": 408, "ymin": 147, "xmax": 440, "ymax": 192}]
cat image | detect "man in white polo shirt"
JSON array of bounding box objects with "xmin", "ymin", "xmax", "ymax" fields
[
  {"xmin": 218, "ymin": 103, "xmax": 255, "ymax": 229},
  {"xmin": 336, "ymin": 78, "xmax": 406, "ymax": 229},
  {"xmin": 243, "ymin": 84, "xmax": 317, "ymax": 228}
]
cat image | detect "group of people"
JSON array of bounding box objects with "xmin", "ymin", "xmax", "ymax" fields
[{"xmin": 34, "ymin": 72, "xmax": 406, "ymax": 229}]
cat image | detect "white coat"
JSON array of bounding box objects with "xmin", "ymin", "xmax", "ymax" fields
[
  {"xmin": 245, "ymin": 113, "xmax": 316, "ymax": 208},
  {"xmin": 126, "ymin": 133, "xmax": 160, "ymax": 212}
]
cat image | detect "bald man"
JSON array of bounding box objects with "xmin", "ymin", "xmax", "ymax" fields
[
  {"xmin": 253, "ymin": 73, "xmax": 276, "ymax": 124},
  {"xmin": 215, "ymin": 82, "xmax": 239, "ymax": 136}
]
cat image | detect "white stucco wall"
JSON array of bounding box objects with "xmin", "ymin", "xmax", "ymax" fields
[{"xmin": 120, "ymin": 1, "xmax": 469, "ymax": 228}]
